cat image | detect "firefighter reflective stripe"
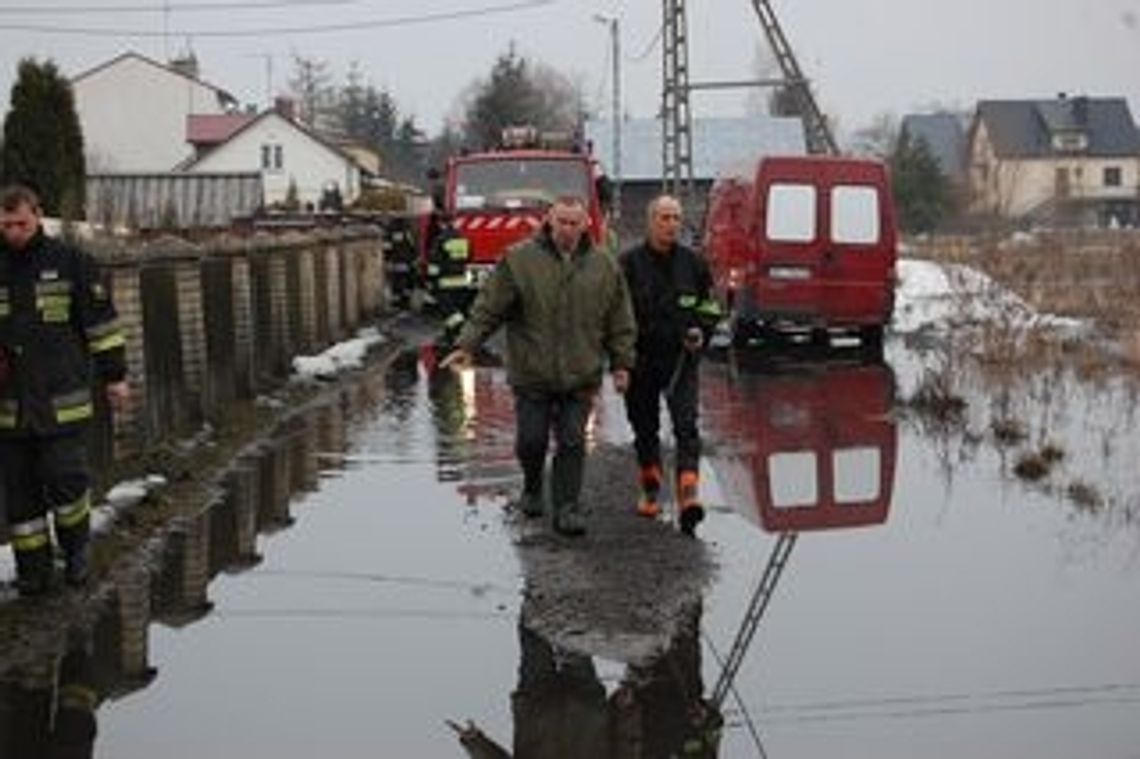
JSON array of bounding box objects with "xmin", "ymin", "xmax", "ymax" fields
[
  {"xmin": 59, "ymin": 684, "xmax": 99, "ymax": 712},
  {"xmin": 10, "ymin": 517, "xmax": 50, "ymax": 551},
  {"xmin": 444, "ymin": 312, "xmax": 465, "ymax": 329},
  {"xmin": 0, "ymin": 288, "xmax": 9, "ymax": 317},
  {"xmin": 87, "ymin": 318, "xmax": 126, "ymax": 353},
  {"xmin": 35, "ymin": 280, "xmax": 73, "ymax": 295},
  {"xmin": 53, "ymin": 389, "xmax": 93, "ymax": 424},
  {"xmin": 54, "ymin": 490, "xmax": 91, "ymax": 528},
  {"xmin": 37, "ymin": 293, "xmax": 72, "ymax": 323},
  {"xmin": 438, "ymin": 275, "xmax": 468, "ymax": 289},
  {"xmin": 696, "ymin": 298, "xmax": 723, "ymax": 318},
  {"xmin": 443, "ymin": 238, "xmax": 470, "ymax": 261},
  {"xmin": 677, "ymin": 294, "xmax": 722, "ymax": 318},
  {"xmin": 427, "ymin": 264, "xmax": 441, "ymax": 276},
  {"xmin": 0, "ymin": 398, "xmax": 16, "ymax": 428}
]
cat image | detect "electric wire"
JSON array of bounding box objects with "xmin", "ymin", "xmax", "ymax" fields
[
  {"xmin": 0, "ymin": 0, "xmax": 354, "ymax": 14},
  {"xmin": 0, "ymin": 0, "xmax": 557, "ymax": 37}
]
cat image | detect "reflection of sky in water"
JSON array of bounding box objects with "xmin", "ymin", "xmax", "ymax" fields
[{"xmin": 83, "ymin": 342, "xmax": 1140, "ymax": 758}]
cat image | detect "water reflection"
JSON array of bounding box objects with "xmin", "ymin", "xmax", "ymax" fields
[
  {"xmin": 701, "ymin": 357, "xmax": 898, "ymax": 752},
  {"xmin": 704, "ymin": 358, "xmax": 897, "ymax": 532},
  {"xmin": 456, "ymin": 600, "xmax": 723, "ymax": 759},
  {"xmin": 0, "ymin": 364, "xmax": 391, "ymax": 756},
  {"xmin": 0, "ymin": 578, "xmax": 157, "ymax": 758}
]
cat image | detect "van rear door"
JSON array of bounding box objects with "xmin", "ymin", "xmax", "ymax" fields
[{"xmin": 755, "ymin": 157, "xmax": 895, "ymax": 328}]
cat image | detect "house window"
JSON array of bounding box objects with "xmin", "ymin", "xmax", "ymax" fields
[
  {"xmin": 261, "ymin": 143, "xmax": 284, "ymax": 172},
  {"xmin": 1051, "ymin": 131, "xmax": 1089, "ymax": 152},
  {"xmin": 1104, "ymin": 166, "xmax": 1122, "ymax": 187}
]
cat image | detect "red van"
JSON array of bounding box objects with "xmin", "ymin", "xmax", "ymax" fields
[
  {"xmin": 704, "ymin": 156, "xmax": 897, "ymax": 350},
  {"xmin": 703, "ymin": 360, "xmax": 897, "ymax": 533}
]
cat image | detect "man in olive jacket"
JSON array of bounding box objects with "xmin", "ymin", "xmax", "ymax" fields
[{"xmin": 441, "ymin": 196, "xmax": 636, "ymax": 536}]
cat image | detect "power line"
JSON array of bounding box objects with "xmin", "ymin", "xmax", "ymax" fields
[
  {"xmin": 626, "ymin": 21, "xmax": 661, "ymax": 62},
  {"xmin": 0, "ymin": 0, "xmax": 556, "ymax": 37},
  {"xmin": 0, "ymin": 0, "xmax": 354, "ymax": 13}
]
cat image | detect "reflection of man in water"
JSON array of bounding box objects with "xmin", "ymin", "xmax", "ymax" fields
[
  {"xmin": 0, "ymin": 627, "xmax": 99, "ymax": 758},
  {"xmin": 505, "ymin": 601, "xmax": 721, "ymax": 759}
]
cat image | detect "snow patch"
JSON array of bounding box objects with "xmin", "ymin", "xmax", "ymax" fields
[{"xmin": 292, "ymin": 327, "xmax": 386, "ymax": 380}]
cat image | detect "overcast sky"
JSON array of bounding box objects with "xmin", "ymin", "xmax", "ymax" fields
[{"xmin": 1, "ymin": 0, "xmax": 1138, "ymax": 141}]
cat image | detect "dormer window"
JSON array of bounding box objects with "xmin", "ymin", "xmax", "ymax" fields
[{"xmin": 1051, "ymin": 131, "xmax": 1088, "ymax": 152}]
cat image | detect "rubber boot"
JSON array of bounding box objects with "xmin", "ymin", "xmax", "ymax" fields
[
  {"xmin": 517, "ymin": 490, "xmax": 545, "ymax": 518},
  {"xmin": 677, "ymin": 470, "xmax": 705, "ymax": 537},
  {"xmin": 58, "ymin": 520, "xmax": 92, "ymax": 589},
  {"xmin": 637, "ymin": 463, "xmax": 662, "ymax": 518},
  {"xmin": 554, "ymin": 501, "xmax": 587, "ymax": 537}
]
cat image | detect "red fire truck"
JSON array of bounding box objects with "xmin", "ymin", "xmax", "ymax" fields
[
  {"xmin": 703, "ymin": 156, "xmax": 897, "ymax": 351},
  {"xmin": 434, "ymin": 127, "xmax": 608, "ymax": 295}
]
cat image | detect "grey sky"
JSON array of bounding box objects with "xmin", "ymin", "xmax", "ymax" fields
[{"xmin": 1, "ymin": 0, "xmax": 1138, "ymax": 142}]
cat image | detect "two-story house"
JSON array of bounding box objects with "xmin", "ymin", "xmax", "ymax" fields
[
  {"xmin": 967, "ymin": 95, "xmax": 1140, "ymax": 227},
  {"xmin": 72, "ymin": 51, "xmax": 239, "ymax": 172}
]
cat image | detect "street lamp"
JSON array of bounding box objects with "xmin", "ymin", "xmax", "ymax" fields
[{"xmin": 593, "ymin": 12, "xmax": 622, "ymax": 224}]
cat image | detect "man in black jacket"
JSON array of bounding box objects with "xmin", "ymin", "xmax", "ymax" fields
[
  {"xmin": 620, "ymin": 195, "xmax": 721, "ymax": 536},
  {"xmin": 0, "ymin": 185, "xmax": 129, "ymax": 596}
]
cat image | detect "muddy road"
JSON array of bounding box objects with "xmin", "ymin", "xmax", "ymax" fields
[{"xmin": 2, "ymin": 314, "xmax": 1140, "ymax": 758}]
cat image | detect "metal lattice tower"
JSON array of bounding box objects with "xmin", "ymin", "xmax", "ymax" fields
[
  {"xmin": 748, "ymin": 0, "xmax": 838, "ymax": 155},
  {"xmin": 661, "ymin": 0, "xmax": 695, "ymax": 202}
]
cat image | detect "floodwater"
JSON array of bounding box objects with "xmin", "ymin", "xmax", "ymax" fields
[{"xmin": 3, "ymin": 327, "xmax": 1140, "ymax": 758}]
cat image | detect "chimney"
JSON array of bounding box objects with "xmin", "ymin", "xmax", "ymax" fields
[
  {"xmin": 274, "ymin": 96, "xmax": 296, "ymax": 122},
  {"xmin": 168, "ymin": 53, "xmax": 199, "ymax": 80}
]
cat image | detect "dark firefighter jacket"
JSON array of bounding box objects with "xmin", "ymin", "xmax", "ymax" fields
[
  {"xmin": 620, "ymin": 241, "xmax": 721, "ymax": 365},
  {"xmin": 0, "ymin": 229, "xmax": 126, "ymax": 436},
  {"xmin": 427, "ymin": 223, "xmax": 470, "ymax": 291},
  {"xmin": 457, "ymin": 226, "xmax": 636, "ymax": 394}
]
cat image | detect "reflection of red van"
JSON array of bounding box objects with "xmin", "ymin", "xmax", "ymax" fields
[
  {"xmin": 704, "ymin": 156, "xmax": 897, "ymax": 348},
  {"xmin": 703, "ymin": 360, "xmax": 896, "ymax": 532}
]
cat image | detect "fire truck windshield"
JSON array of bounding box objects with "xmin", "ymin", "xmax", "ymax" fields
[{"xmin": 453, "ymin": 158, "xmax": 591, "ymax": 211}]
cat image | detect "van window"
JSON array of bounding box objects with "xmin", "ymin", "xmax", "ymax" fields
[
  {"xmin": 769, "ymin": 451, "xmax": 818, "ymax": 508},
  {"xmin": 831, "ymin": 185, "xmax": 880, "ymax": 244},
  {"xmin": 766, "ymin": 183, "xmax": 816, "ymax": 242},
  {"xmin": 834, "ymin": 446, "xmax": 882, "ymax": 503}
]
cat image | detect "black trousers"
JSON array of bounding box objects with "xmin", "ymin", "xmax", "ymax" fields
[
  {"xmin": 0, "ymin": 432, "xmax": 92, "ymax": 566},
  {"xmin": 624, "ymin": 352, "xmax": 701, "ymax": 473},
  {"xmin": 514, "ymin": 388, "xmax": 593, "ymax": 507}
]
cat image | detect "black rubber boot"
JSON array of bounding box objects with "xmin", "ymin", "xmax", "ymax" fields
[{"xmin": 554, "ymin": 502, "xmax": 587, "ymax": 537}]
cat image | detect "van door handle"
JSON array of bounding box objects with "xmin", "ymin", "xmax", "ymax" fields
[{"xmin": 822, "ymin": 249, "xmax": 835, "ymax": 265}]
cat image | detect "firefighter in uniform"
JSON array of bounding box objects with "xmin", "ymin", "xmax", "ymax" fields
[
  {"xmin": 0, "ymin": 185, "xmax": 129, "ymax": 597},
  {"xmin": 426, "ymin": 211, "xmax": 472, "ymax": 349},
  {"xmin": 620, "ymin": 195, "xmax": 722, "ymax": 537}
]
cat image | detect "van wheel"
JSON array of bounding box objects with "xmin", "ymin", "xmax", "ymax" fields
[{"xmin": 860, "ymin": 325, "xmax": 885, "ymax": 357}]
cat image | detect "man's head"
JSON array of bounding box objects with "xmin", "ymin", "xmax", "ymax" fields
[
  {"xmin": 0, "ymin": 185, "xmax": 42, "ymax": 251},
  {"xmin": 547, "ymin": 195, "xmax": 589, "ymax": 254},
  {"xmin": 646, "ymin": 195, "xmax": 683, "ymax": 252}
]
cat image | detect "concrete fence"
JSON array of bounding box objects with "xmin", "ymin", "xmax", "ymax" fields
[{"xmin": 86, "ymin": 226, "xmax": 386, "ymax": 470}]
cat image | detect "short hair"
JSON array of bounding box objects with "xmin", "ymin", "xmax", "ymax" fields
[
  {"xmin": 646, "ymin": 194, "xmax": 682, "ymax": 224},
  {"xmin": 0, "ymin": 184, "xmax": 41, "ymax": 213},
  {"xmin": 552, "ymin": 194, "xmax": 587, "ymax": 210}
]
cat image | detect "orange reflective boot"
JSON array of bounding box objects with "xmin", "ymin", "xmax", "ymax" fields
[
  {"xmin": 637, "ymin": 464, "xmax": 662, "ymax": 518},
  {"xmin": 677, "ymin": 470, "xmax": 705, "ymax": 536}
]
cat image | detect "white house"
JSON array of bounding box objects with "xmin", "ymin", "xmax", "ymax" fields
[
  {"xmin": 182, "ymin": 109, "xmax": 367, "ymax": 208},
  {"xmin": 72, "ymin": 51, "xmax": 238, "ymax": 172},
  {"xmin": 967, "ymin": 95, "xmax": 1140, "ymax": 226}
]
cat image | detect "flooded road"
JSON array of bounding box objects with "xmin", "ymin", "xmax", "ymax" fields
[{"xmin": 4, "ymin": 326, "xmax": 1140, "ymax": 758}]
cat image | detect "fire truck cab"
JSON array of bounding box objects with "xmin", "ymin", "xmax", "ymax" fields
[
  {"xmin": 441, "ymin": 127, "xmax": 607, "ymax": 292},
  {"xmin": 704, "ymin": 156, "xmax": 897, "ymax": 350}
]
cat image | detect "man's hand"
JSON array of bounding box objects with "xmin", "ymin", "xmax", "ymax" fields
[
  {"xmin": 612, "ymin": 368, "xmax": 630, "ymax": 394},
  {"xmin": 683, "ymin": 327, "xmax": 703, "ymax": 352},
  {"xmin": 439, "ymin": 347, "xmax": 473, "ymax": 371},
  {"xmin": 106, "ymin": 380, "xmax": 130, "ymax": 413}
]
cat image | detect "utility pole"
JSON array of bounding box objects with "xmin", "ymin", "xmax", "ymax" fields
[
  {"xmin": 593, "ymin": 13, "xmax": 622, "ymax": 222},
  {"xmin": 661, "ymin": 0, "xmax": 694, "ymax": 205}
]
